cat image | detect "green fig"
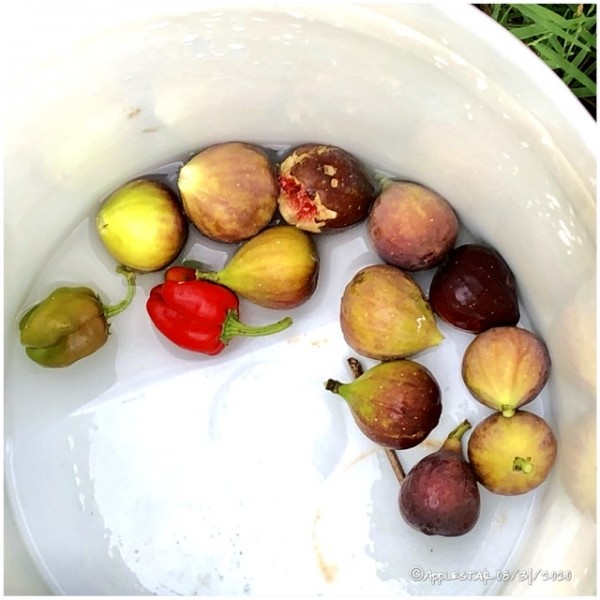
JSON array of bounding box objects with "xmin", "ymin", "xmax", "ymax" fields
[
  {"xmin": 194, "ymin": 225, "xmax": 319, "ymax": 309},
  {"xmin": 178, "ymin": 141, "xmax": 278, "ymax": 242},
  {"xmin": 399, "ymin": 420, "xmax": 481, "ymax": 536},
  {"xmin": 96, "ymin": 179, "xmax": 187, "ymax": 272},
  {"xmin": 462, "ymin": 326, "xmax": 551, "ymax": 417},
  {"xmin": 325, "ymin": 359, "xmax": 442, "ymax": 449},
  {"xmin": 340, "ymin": 264, "xmax": 443, "ymax": 360},
  {"xmin": 467, "ymin": 410, "xmax": 557, "ymax": 495}
]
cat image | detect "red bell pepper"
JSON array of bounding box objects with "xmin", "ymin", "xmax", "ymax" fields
[{"xmin": 146, "ymin": 278, "xmax": 293, "ymax": 355}]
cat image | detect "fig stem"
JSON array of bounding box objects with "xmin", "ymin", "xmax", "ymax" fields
[
  {"xmin": 325, "ymin": 379, "xmax": 342, "ymax": 394},
  {"xmin": 221, "ymin": 312, "xmax": 293, "ymax": 343},
  {"xmin": 103, "ymin": 265, "xmax": 137, "ymax": 319},
  {"xmin": 442, "ymin": 419, "xmax": 472, "ymax": 453},
  {"xmin": 512, "ymin": 456, "xmax": 534, "ymax": 474},
  {"xmin": 347, "ymin": 357, "xmax": 364, "ymax": 379},
  {"xmin": 501, "ymin": 404, "xmax": 516, "ymax": 418},
  {"xmin": 345, "ymin": 356, "xmax": 406, "ymax": 485},
  {"xmin": 384, "ymin": 448, "xmax": 406, "ymax": 484},
  {"xmin": 194, "ymin": 269, "xmax": 220, "ymax": 283}
]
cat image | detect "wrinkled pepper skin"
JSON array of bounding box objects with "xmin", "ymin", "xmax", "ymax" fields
[
  {"xmin": 19, "ymin": 287, "xmax": 109, "ymax": 367},
  {"xmin": 146, "ymin": 279, "xmax": 293, "ymax": 355}
]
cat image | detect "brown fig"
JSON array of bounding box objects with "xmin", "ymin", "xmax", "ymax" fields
[
  {"xmin": 277, "ymin": 143, "xmax": 377, "ymax": 233},
  {"xmin": 399, "ymin": 420, "xmax": 481, "ymax": 536},
  {"xmin": 368, "ymin": 181, "xmax": 459, "ymax": 271},
  {"xmin": 178, "ymin": 141, "xmax": 278, "ymax": 242},
  {"xmin": 325, "ymin": 359, "xmax": 442, "ymax": 449}
]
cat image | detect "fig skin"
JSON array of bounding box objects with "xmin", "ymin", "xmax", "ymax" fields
[
  {"xmin": 340, "ymin": 264, "xmax": 443, "ymax": 360},
  {"xmin": 399, "ymin": 420, "xmax": 481, "ymax": 536},
  {"xmin": 462, "ymin": 326, "xmax": 551, "ymax": 417},
  {"xmin": 325, "ymin": 359, "xmax": 442, "ymax": 449},
  {"xmin": 96, "ymin": 179, "xmax": 187, "ymax": 272},
  {"xmin": 429, "ymin": 243, "xmax": 520, "ymax": 333},
  {"xmin": 195, "ymin": 225, "xmax": 319, "ymax": 309},
  {"xmin": 178, "ymin": 141, "xmax": 278, "ymax": 243},
  {"xmin": 277, "ymin": 143, "xmax": 377, "ymax": 233},
  {"xmin": 467, "ymin": 410, "xmax": 557, "ymax": 495},
  {"xmin": 368, "ymin": 181, "xmax": 459, "ymax": 271}
]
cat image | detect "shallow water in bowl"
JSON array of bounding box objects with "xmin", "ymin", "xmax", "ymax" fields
[{"xmin": 5, "ymin": 161, "xmax": 553, "ymax": 595}]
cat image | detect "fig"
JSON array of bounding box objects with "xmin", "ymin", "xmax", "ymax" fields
[
  {"xmin": 429, "ymin": 243, "xmax": 520, "ymax": 333},
  {"xmin": 178, "ymin": 141, "xmax": 278, "ymax": 242},
  {"xmin": 340, "ymin": 264, "xmax": 443, "ymax": 360},
  {"xmin": 325, "ymin": 359, "xmax": 442, "ymax": 449},
  {"xmin": 368, "ymin": 181, "xmax": 459, "ymax": 271},
  {"xmin": 194, "ymin": 225, "xmax": 319, "ymax": 309},
  {"xmin": 467, "ymin": 410, "xmax": 557, "ymax": 495},
  {"xmin": 96, "ymin": 179, "xmax": 187, "ymax": 272},
  {"xmin": 462, "ymin": 326, "xmax": 551, "ymax": 417},
  {"xmin": 277, "ymin": 143, "xmax": 377, "ymax": 233},
  {"xmin": 399, "ymin": 420, "xmax": 481, "ymax": 536}
]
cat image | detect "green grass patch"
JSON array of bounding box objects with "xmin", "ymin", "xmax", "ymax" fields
[{"xmin": 477, "ymin": 4, "xmax": 596, "ymax": 117}]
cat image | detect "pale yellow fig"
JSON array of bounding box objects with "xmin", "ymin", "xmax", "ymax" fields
[{"xmin": 96, "ymin": 179, "xmax": 187, "ymax": 272}]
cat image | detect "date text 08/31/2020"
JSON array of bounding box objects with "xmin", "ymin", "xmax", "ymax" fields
[{"xmin": 409, "ymin": 566, "xmax": 573, "ymax": 586}]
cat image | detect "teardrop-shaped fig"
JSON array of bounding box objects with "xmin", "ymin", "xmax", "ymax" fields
[
  {"xmin": 429, "ymin": 244, "xmax": 520, "ymax": 333},
  {"xmin": 467, "ymin": 410, "xmax": 557, "ymax": 495},
  {"xmin": 325, "ymin": 359, "xmax": 442, "ymax": 449},
  {"xmin": 462, "ymin": 326, "xmax": 551, "ymax": 417},
  {"xmin": 195, "ymin": 225, "xmax": 319, "ymax": 309},
  {"xmin": 96, "ymin": 179, "xmax": 187, "ymax": 272},
  {"xmin": 277, "ymin": 143, "xmax": 377, "ymax": 233},
  {"xmin": 368, "ymin": 181, "xmax": 459, "ymax": 271},
  {"xmin": 178, "ymin": 141, "xmax": 278, "ymax": 242},
  {"xmin": 399, "ymin": 420, "xmax": 481, "ymax": 536},
  {"xmin": 340, "ymin": 264, "xmax": 443, "ymax": 360}
]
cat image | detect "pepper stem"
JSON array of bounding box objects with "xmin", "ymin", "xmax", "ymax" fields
[
  {"xmin": 441, "ymin": 419, "xmax": 472, "ymax": 453},
  {"xmin": 512, "ymin": 456, "xmax": 534, "ymax": 474},
  {"xmin": 103, "ymin": 265, "xmax": 137, "ymax": 319},
  {"xmin": 220, "ymin": 310, "xmax": 292, "ymax": 343}
]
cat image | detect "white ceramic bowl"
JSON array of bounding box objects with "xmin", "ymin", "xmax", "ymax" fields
[{"xmin": 4, "ymin": 3, "xmax": 596, "ymax": 595}]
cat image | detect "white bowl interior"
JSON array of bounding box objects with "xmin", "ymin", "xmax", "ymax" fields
[{"xmin": 4, "ymin": 4, "xmax": 596, "ymax": 595}]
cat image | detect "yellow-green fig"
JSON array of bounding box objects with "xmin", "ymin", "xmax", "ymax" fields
[
  {"xmin": 194, "ymin": 225, "xmax": 319, "ymax": 309},
  {"xmin": 96, "ymin": 179, "xmax": 187, "ymax": 272},
  {"xmin": 462, "ymin": 326, "xmax": 551, "ymax": 417},
  {"xmin": 340, "ymin": 264, "xmax": 443, "ymax": 360},
  {"xmin": 467, "ymin": 410, "xmax": 557, "ymax": 495}
]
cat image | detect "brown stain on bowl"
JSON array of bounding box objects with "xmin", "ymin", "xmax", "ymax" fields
[
  {"xmin": 312, "ymin": 510, "xmax": 339, "ymax": 583},
  {"xmin": 311, "ymin": 447, "xmax": 379, "ymax": 583}
]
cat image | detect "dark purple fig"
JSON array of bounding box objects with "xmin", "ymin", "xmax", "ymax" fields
[
  {"xmin": 368, "ymin": 181, "xmax": 459, "ymax": 271},
  {"xmin": 399, "ymin": 420, "xmax": 480, "ymax": 536},
  {"xmin": 325, "ymin": 359, "xmax": 442, "ymax": 449},
  {"xmin": 429, "ymin": 244, "xmax": 520, "ymax": 333},
  {"xmin": 277, "ymin": 143, "xmax": 377, "ymax": 233}
]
